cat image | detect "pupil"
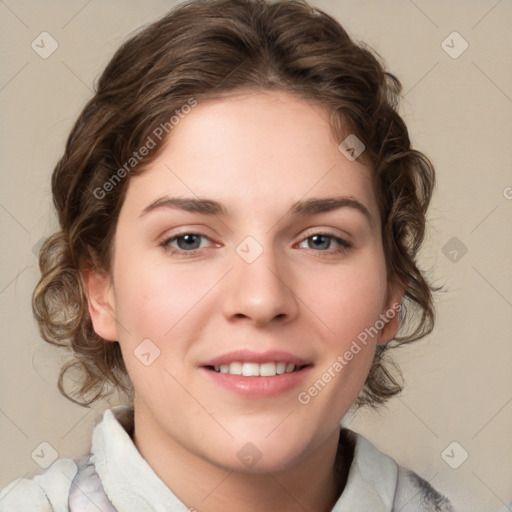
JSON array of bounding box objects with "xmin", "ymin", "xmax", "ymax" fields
[
  {"xmin": 311, "ymin": 234, "xmax": 329, "ymax": 250},
  {"xmin": 179, "ymin": 234, "xmax": 200, "ymax": 250}
]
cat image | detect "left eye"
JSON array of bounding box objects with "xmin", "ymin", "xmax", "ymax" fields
[
  {"xmin": 163, "ymin": 233, "xmax": 211, "ymax": 251},
  {"xmin": 298, "ymin": 233, "xmax": 350, "ymax": 252}
]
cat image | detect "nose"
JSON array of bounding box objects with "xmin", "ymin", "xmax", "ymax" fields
[{"xmin": 221, "ymin": 241, "xmax": 299, "ymax": 327}]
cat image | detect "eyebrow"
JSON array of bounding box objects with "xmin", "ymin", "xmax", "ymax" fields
[{"xmin": 141, "ymin": 195, "xmax": 373, "ymax": 225}]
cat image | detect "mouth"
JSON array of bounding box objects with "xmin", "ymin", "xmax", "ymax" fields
[
  {"xmin": 205, "ymin": 361, "xmax": 309, "ymax": 376},
  {"xmin": 200, "ymin": 349, "xmax": 313, "ymax": 397}
]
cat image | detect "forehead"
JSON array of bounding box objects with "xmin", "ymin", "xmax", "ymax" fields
[{"xmin": 123, "ymin": 90, "xmax": 378, "ymax": 223}]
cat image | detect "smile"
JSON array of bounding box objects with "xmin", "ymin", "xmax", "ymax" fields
[
  {"xmin": 208, "ymin": 362, "xmax": 306, "ymax": 376},
  {"xmin": 200, "ymin": 349, "xmax": 312, "ymax": 397}
]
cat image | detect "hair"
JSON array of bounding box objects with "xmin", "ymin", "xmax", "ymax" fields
[{"xmin": 33, "ymin": 0, "xmax": 437, "ymax": 409}]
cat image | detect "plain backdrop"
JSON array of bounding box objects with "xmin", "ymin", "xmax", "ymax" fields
[{"xmin": 0, "ymin": 1, "xmax": 511, "ymax": 511}]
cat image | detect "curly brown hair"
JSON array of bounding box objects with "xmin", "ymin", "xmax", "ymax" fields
[{"xmin": 32, "ymin": 0, "xmax": 437, "ymax": 409}]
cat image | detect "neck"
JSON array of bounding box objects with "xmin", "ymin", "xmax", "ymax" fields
[{"xmin": 130, "ymin": 407, "xmax": 353, "ymax": 512}]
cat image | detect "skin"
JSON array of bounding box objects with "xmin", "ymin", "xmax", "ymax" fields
[{"xmin": 84, "ymin": 90, "xmax": 403, "ymax": 512}]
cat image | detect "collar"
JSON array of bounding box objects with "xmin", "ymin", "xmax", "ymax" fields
[{"xmin": 90, "ymin": 405, "xmax": 397, "ymax": 511}]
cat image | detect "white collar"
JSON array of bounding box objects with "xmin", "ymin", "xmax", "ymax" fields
[{"xmin": 90, "ymin": 406, "xmax": 397, "ymax": 511}]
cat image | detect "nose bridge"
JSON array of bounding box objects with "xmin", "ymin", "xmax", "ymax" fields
[{"xmin": 222, "ymin": 234, "xmax": 298, "ymax": 325}]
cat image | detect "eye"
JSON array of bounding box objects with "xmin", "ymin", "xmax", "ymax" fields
[
  {"xmin": 161, "ymin": 233, "xmax": 214, "ymax": 256},
  {"xmin": 297, "ymin": 232, "xmax": 352, "ymax": 255}
]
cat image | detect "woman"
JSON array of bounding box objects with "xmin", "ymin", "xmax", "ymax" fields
[{"xmin": 0, "ymin": 0, "xmax": 455, "ymax": 510}]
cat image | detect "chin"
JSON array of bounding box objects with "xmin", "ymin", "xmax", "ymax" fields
[
  {"xmin": 216, "ymin": 445, "xmax": 308, "ymax": 475},
  {"xmin": 204, "ymin": 424, "xmax": 318, "ymax": 474}
]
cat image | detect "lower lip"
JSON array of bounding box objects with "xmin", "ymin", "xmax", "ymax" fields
[{"xmin": 201, "ymin": 366, "xmax": 312, "ymax": 398}]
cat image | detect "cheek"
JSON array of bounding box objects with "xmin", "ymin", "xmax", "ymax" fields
[
  {"xmin": 110, "ymin": 255, "xmax": 198, "ymax": 396},
  {"xmin": 308, "ymin": 257, "xmax": 388, "ymax": 345},
  {"xmin": 112, "ymin": 254, "xmax": 200, "ymax": 335},
  {"xmin": 300, "ymin": 261, "xmax": 387, "ymax": 411}
]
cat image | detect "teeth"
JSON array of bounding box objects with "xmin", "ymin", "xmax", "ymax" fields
[
  {"xmin": 259, "ymin": 362, "xmax": 276, "ymax": 376},
  {"xmin": 211, "ymin": 361, "xmax": 301, "ymax": 376},
  {"xmin": 276, "ymin": 362, "xmax": 287, "ymax": 374},
  {"xmin": 242, "ymin": 362, "xmax": 260, "ymax": 376},
  {"xmin": 228, "ymin": 362, "xmax": 243, "ymax": 375}
]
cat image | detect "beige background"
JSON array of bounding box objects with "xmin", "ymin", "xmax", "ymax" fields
[{"xmin": 1, "ymin": 1, "xmax": 511, "ymax": 510}]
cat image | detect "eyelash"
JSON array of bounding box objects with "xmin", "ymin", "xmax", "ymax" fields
[{"xmin": 160, "ymin": 231, "xmax": 352, "ymax": 258}]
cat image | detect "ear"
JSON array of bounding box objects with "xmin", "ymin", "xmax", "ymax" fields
[
  {"xmin": 376, "ymin": 278, "xmax": 404, "ymax": 345},
  {"xmin": 81, "ymin": 267, "xmax": 119, "ymax": 341}
]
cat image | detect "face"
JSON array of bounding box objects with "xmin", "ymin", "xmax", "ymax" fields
[{"xmin": 87, "ymin": 90, "xmax": 402, "ymax": 473}]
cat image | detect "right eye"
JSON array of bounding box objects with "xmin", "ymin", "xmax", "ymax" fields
[{"xmin": 160, "ymin": 232, "xmax": 216, "ymax": 256}]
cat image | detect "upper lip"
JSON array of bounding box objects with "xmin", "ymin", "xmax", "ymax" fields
[{"xmin": 200, "ymin": 349, "xmax": 312, "ymax": 367}]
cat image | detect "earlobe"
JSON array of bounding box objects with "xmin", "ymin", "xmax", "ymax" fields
[
  {"xmin": 81, "ymin": 268, "xmax": 119, "ymax": 341},
  {"xmin": 377, "ymin": 280, "xmax": 404, "ymax": 345}
]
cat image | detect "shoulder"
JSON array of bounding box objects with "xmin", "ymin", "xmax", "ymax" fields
[
  {"xmin": 0, "ymin": 457, "xmax": 79, "ymax": 512},
  {"xmin": 341, "ymin": 428, "xmax": 457, "ymax": 512},
  {"xmin": 393, "ymin": 465, "xmax": 456, "ymax": 512},
  {"xmin": 0, "ymin": 406, "xmax": 129, "ymax": 512},
  {"xmin": 393, "ymin": 466, "xmax": 455, "ymax": 512}
]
